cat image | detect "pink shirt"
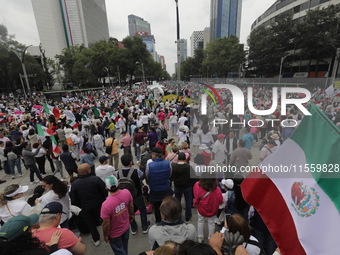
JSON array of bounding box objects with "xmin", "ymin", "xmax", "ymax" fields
[
  {"xmin": 101, "ymin": 189, "xmax": 133, "ymax": 238},
  {"xmin": 193, "ymin": 181, "xmax": 223, "ymax": 217},
  {"xmin": 121, "ymin": 134, "xmax": 131, "ymax": 147},
  {"xmin": 32, "ymin": 227, "xmax": 78, "ymax": 250}
]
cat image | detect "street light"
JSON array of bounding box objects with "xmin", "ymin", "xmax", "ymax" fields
[
  {"xmin": 0, "ymin": 41, "xmax": 32, "ymax": 97},
  {"xmin": 141, "ymin": 63, "xmax": 145, "ymax": 84},
  {"xmin": 175, "ymin": 0, "xmax": 181, "ymax": 94},
  {"xmin": 117, "ymin": 66, "xmax": 121, "ymax": 86},
  {"xmin": 104, "ymin": 67, "xmax": 110, "ymax": 87},
  {"xmin": 325, "ymin": 44, "xmax": 340, "ymax": 87},
  {"xmin": 279, "ymin": 53, "xmax": 292, "ymax": 84}
]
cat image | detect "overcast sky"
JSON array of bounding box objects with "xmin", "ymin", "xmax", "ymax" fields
[{"xmin": 0, "ymin": 0, "xmax": 275, "ymax": 75}]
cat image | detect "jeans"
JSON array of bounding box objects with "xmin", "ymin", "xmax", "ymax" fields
[
  {"xmin": 52, "ymin": 159, "xmax": 64, "ymax": 178},
  {"xmin": 170, "ymin": 123, "xmax": 177, "ymax": 135},
  {"xmin": 109, "ymin": 153, "xmax": 119, "ymax": 171},
  {"xmin": 109, "ymin": 228, "xmax": 129, "ymax": 255},
  {"xmin": 3, "ymin": 161, "xmax": 11, "ymax": 175},
  {"xmin": 197, "ymin": 212, "xmax": 216, "ymax": 239},
  {"xmin": 153, "ymin": 201, "xmax": 162, "ymax": 223},
  {"xmin": 130, "ymin": 194, "xmax": 148, "ymax": 232},
  {"xmin": 27, "ymin": 163, "xmax": 43, "ymax": 182},
  {"xmin": 174, "ymin": 186, "xmax": 192, "ymax": 219},
  {"xmin": 8, "ymin": 159, "xmax": 17, "ymax": 176},
  {"xmin": 46, "ymin": 155, "xmax": 56, "ymax": 172},
  {"xmin": 135, "ymin": 144, "xmax": 141, "ymax": 161},
  {"xmin": 14, "ymin": 158, "xmax": 22, "ymax": 174}
]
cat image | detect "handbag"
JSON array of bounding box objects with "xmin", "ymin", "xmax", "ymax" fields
[{"xmin": 105, "ymin": 138, "xmax": 114, "ymax": 154}]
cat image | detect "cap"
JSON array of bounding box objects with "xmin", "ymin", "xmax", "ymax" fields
[
  {"xmin": 178, "ymin": 152, "xmax": 186, "ymax": 160},
  {"xmin": 99, "ymin": 156, "xmax": 109, "ymax": 164},
  {"xmin": 0, "ymin": 214, "xmax": 39, "ymax": 242},
  {"xmin": 41, "ymin": 202, "xmax": 65, "ymax": 215},
  {"xmin": 218, "ymin": 134, "xmax": 226, "ymax": 139},
  {"xmin": 121, "ymin": 131, "xmax": 127, "ymax": 134},
  {"xmin": 151, "ymin": 147, "xmax": 163, "ymax": 154},
  {"xmin": 105, "ymin": 175, "xmax": 118, "ymax": 190},
  {"xmin": 270, "ymin": 133, "xmax": 280, "ymax": 140},
  {"xmin": 221, "ymin": 179, "xmax": 234, "ymax": 189},
  {"xmin": 5, "ymin": 185, "xmax": 28, "ymax": 198}
]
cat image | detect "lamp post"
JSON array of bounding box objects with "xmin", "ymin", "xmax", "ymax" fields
[
  {"xmin": 141, "ymin": 62, "xmax": 145, "ymax": 84},
  {"xmin": 104, "ymin": 67, "xmax": 110, "ymax": 87},
  {"xmin": 175, "ymin": 0, "xmax": 181, "ymax": 94},
  {"xmin": 325, "ymin": 44, "xmax": 340, "ymax": 87},
  {"xmin": 279, "ymin": 53, "xmax": 292, "ymax": 84},
  {"xmin": 117, "ymin": 66, "xmax": 121, "ymax": 86}
]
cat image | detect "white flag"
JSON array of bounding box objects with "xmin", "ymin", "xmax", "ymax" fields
[{"xmin": 325, "ymin": 84, "xmax": 334, "ymax": 96}]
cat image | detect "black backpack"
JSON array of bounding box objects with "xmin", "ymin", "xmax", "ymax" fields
[
  {"xmin": 160, "ymin": 127, "xmax": 168, "ymax": 139},
  {"xmin": 118, "ymin": 169, "xmax": 137, "ymax": 197}
]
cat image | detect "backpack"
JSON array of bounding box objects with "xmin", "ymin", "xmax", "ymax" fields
[
  {"xmin": 160, "ymin": 127, "xmax": 168, "ymax": 139},
  {"xmin": 67, "ymin": 137, "xmax": 74, "ymax": 146},
  {"xmin": 118, "ymin": 169, "xmax": 137, "ymax": 198}
]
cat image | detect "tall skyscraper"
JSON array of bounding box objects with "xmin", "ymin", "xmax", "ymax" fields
[
  {"xmin": 31, "ymin": 0, "xmax": 109, "ymax": 59},
  {"xmin": 190, "ymin": 31, "xmax": 204, "ymax": 57},
  {"xmin": 128, "ymin": 15, "xmax": 151, "ymax": 36},
  {"xmin": 210, "ymin": 0, "xmax": 242, "ymax": 40},
  {"xmin": 203, "ymin": 27, "xmax": 211, "ymax": 49}
]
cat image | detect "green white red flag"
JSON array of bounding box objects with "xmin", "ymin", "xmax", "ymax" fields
[
  {"xmin": 36, "ymin": 124, "xmax": 56, "ymax": 137},
  {"xmin": 51, "ymin": 135, "xmax": 61, "ymax": 155},
  {"xmin": 43, "ymin": 103, "xmax": 60, "ymax": 118},
  {"xmin": 241, "ymin": 104, "xmax": 340, "ymax": 255}
]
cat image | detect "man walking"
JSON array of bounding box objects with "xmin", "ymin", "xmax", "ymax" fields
[
  {"xmin": 146, "ymin": 147, "xmax": 173, "ymax": 223},
  {"xmin": 105, "ymin": 133, "xmax": 119, "ymax": 170},
  {"xmin": 101, "ymin": 175, "xmax": 134, "ymax": 255},
  {"xmin": 70, "ymin": 163, "xmax": 107, "ymax": 246}
]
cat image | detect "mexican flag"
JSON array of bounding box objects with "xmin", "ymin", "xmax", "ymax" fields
[
  {"xmin": 36, "ymin": 124, "xmax": 56, "ymax": 137},
  {"xmin": 93, "ymin": 107, "xmax": 101, "ymax": 117},
  {"xmin": 68, "ymin": 120, "xmax": 79, "ymax": 129},
  {"xmin": 81, "ymin": 114, "xmax": 89, "ymax": 125},
  {"xmin": 51, "ymin": 135, "xmax": 61, "ymax": 155},
  {"xmin": 43, "ymin": 103, "xmax": 60, "ymax": 118},
  {"xmin": 241, "ymin": 104, "xmax": 340, "ymax": 255}
]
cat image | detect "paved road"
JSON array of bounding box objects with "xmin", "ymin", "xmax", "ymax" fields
[{"xmin": 0, "ymin": 136, "xmax": 261, "ymax": 254}]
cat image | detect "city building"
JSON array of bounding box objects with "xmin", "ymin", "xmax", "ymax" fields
[
  {"xmin": 210, "ymin": 0, "xmax": 242, "ymax": 40},
  {"xmin": 128, "ymin": 14, "xmax": 151, "ymax": 36},
  {"xmin": 203, "ymin": 27, "xmax": 211, "ymax": 49},
  {"xmin": 190, "ymin": 31, "xmax": 204, "ymax": 57},
  {"xmin": 251, "ymin": 0, "xmax": 339, "ymax": 30},
  {"xmin": 31, "ymin": 0, "xmax": 110, "ymax": 59},
  {"xmin": 251, "ymin": 0, "xmax": 340, "ymax": 78},
  {"xmin": 179, "ymin": 39, "xmax": 187, "ymax": 63}
]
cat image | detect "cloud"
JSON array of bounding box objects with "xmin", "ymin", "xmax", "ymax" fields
[{"xmin": 0, "ymin": 0, "xmax": 275, "ymax": 75}]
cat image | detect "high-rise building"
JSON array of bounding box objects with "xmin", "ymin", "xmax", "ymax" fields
[
  {"xmin": 31, "ymin": 0, "xmax": 109, "ymax": 59},
  {"xmin": 128, "ymin": 15, "xmax": 151, "ymax": 36},
  {"xmin": 179, "ymin": 39, "xmax": 187, "ymax": 63},
  {"xmin": 203, "ymin": 27, "xmax": 211, "ymax": 49},
  {"xmin": 190, "ymin": 31, "xmax": 204, "ymax": 57},
  {"xmin": 210, "ymin": 0, "xmax": 242, "ymax": 40}
]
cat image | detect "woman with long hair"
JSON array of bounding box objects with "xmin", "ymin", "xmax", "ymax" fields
[
  {"xmin": 0, "ymin": 184, "xmax": 31, "ymax": 224},
  {"xmin": 193, "ymin": 176, "xmax": 223, "ymax": 243},
  {"xmin": 35, "ymin": 175, "xmax": 70, "ymax": 228}
]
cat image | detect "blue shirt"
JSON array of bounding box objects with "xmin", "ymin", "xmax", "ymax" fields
[{"xmin": 242, "ymin": 134, "xmax": 253, "ymax": 150}]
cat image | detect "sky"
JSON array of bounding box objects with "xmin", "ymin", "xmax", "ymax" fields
[{"xmin": 0, "ymin": 0, "xmax": 276, "ymax": 75}]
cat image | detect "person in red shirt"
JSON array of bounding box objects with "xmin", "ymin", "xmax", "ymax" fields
[
  {"xmin": 32, "ymin": 202, "xmax": 86, "ymax": 255},
  {"xmin": 193, "ymin": 177, "xmax": 223, "ymax": 243}
]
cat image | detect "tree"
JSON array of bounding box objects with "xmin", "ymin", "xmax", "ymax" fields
[{"xmin": 203, "ymin": 36, "xmax": 245, "ymax": 77}]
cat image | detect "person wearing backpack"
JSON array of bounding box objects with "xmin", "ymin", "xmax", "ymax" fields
[{"xmin": 117, "ymin": 154, "xmax": 150, "ymax": 235}]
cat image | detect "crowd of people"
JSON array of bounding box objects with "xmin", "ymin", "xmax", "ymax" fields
[{"xmin": 0, "ymin": 81, "xmax": 339, "ymax": 255}]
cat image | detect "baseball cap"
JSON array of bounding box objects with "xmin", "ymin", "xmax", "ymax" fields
[
  {"xmin": 0, "ymin": 214, "xmax": 39, "ymax": 242},
  {"xmin": 221, "ymin": 179, "xmax": 234, "ymax": 189},
  {"xmin": 218, "ymin": 134, "xmax": 226, "ymax": 139},
  {"xmin": 99, "ymin": 155, "xmax": 109, "ymax": 164},
  {"xmin": 151, "ymin": 147, "xmax": 163, "ymax": 154},
  {"xmin": 41, "ymin": 201, "xmax": 65, "ymax": 215},
  {"xmin": 5, "ymin": 185, "xmax": 28, "ymax": 198},
  {"xmin": 105, "ymin": 175, "xmax": 118, "ymax": 190}
]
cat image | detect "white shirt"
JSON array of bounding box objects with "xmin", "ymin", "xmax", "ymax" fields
[
  {"xmin": 38, "ymin": 190, "xmax": 70, "ymax": 224},
  {"xmin": 33, "ymin": 148, "xmax": 46, "ymax": 158},
  {"xmin": 178, "ymin": 116, "xmax": 187, "ymax": 127},
  {"xmin": 212, "ymin": 140, "xmax": 228, "ymax": 164},
  {"xmin": 95, "ymin": 164, "xmax": 115, "ymax": 182},
  {"xmin": 141, "ymin": 115, "xmax": 149, "ymax": 124},
  {"xmin": 0, "ymin": 199, "xmax": 31, "ymax": 223}
]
